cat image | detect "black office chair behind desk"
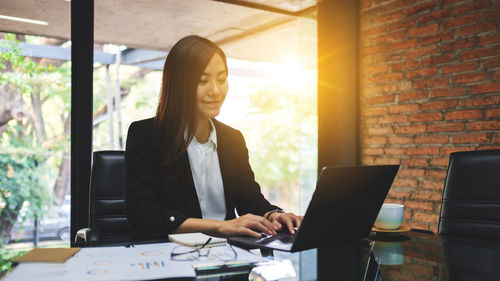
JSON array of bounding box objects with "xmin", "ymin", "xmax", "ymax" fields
[
  {"xmin": 438, "ymin": 150, "xmax": 500, "ymax": 280},
  {"xmin": 438, "ymin": 149, "xmax": 500, "ymax": 242},
  {"xmin": 76, "ymin": 150, "xmax": 133, "ymax": 246}
]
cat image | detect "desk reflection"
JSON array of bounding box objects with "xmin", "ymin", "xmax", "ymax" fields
[{"xmin": 248, "ymin": 231, "xmax": 449, "ymax": 281}]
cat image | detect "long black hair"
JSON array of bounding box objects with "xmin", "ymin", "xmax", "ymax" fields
[{"xmin": 154, "ymin": 35, "xmax": 228, "ymax": 166}]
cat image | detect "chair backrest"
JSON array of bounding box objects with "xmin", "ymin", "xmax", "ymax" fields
[
  {"xmin": 442, "ymin": 236, "xmax": 500, "ymax": 280},
  {"xmin": 89, "ymin": 150, "xmax": 131, "ymax": 244},
  {"xmin": 438, "ymin": 150, "xmax": 500, "ymax": 241}
]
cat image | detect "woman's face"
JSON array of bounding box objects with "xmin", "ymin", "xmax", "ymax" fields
[{"xmin": 196, "ymin": 53, "xmax": 228, "ymax": 121}]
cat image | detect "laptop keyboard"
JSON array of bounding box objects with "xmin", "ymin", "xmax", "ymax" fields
[
  {"xmin": 257, "ymin": 231, "xmax": 296, "ymax": 244},
  {"xmin": 278, "ymin": 234, "xmax": 296, "ymax": 244}
]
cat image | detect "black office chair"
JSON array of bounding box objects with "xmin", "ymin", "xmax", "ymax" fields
[
  {"xmin": 76, "ymin": 150, "xmax": 132, "ymax": 246},
  {"xmin": 442, "ymin": 236, "xmax": 500, "ymax": 281},
  {"xmin": 438, "ymin": 150, "xmax": 500, "ymax": 241}
]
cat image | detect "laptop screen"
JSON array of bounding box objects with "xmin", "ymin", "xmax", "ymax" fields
[
  {"xmin": 228, "ymin": 165, "xmax": 399, "ymax": 252},
  {"xmin": 291, "ymin": 165, "xmax": 399, "ymax": 252}
]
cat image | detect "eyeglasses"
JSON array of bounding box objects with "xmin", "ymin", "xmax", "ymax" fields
[{"xmin": 170, "ymin": 238, "xmax": 238, "ymax": 262}]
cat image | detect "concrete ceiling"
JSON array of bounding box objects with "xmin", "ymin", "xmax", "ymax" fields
[{"xmin": 0, "ymin": 0, "xmax": 317, "ymax": 67}]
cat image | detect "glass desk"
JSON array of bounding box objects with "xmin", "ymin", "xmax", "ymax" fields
[
  {"xmin": 244, "ymin": 230, "xmax": 500, "ymax": 281},
  {"xmin": 4, "ymin": 230, "xmax": 500, "ymax": 281}
]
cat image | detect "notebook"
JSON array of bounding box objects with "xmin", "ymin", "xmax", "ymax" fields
[
  {"xmin": 228, "ymin": 165, "xmax": 399, "ymax": 252},
  {"xmin": 168, "ymin": 232, "xmax": 227, "ymax": 247}
]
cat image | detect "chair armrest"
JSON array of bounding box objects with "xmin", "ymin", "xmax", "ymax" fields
[{"xmin": 75, "ymin": 228, "xmax": 100, "ymax": 244}]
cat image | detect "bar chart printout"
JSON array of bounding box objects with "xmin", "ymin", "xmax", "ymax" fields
[{"xmin": 130, "ymin": 260, "xmax": 167, "ymax": 270}]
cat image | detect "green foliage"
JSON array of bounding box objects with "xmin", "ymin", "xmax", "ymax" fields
[
  {"xmin": 0, "ymin": 246, "xmax": 27, "ymax": 273},
  {"xmin": 0, "ymin": 34, "xmax": 23, "ymax": 72},
  {"xmin": 0, "ymin": 151, "xmax": 51, "ymax": 218},
  {"xmin": 0, "ymin": 34, "xmax": 68, "ymax": 273},
  {"xmin": 0, "ymin": 36, "xmax": 55, "ymax": 96},
  {"xmin": 0, "ymin": 151, "xmax": 51, "ymax": 271},
  {"xmin": 0, "ymin": 34, "xmax": 69, "ymax": 145}
]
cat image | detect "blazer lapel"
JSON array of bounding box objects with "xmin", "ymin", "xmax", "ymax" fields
[
  {"xmin": 173, "ymin": 152, "xmax": 202, "ymax": 218},
  {"xmin": 213, "ymin": 119, "xmax": 235, "ymax": 220}
]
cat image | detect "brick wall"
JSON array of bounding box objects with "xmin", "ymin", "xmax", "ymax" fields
[{"xmin": 360, "ymin": 0, "xmax": 500, "ymax": 233}]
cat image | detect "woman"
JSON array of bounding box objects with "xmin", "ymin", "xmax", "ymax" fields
[{"xmin": 125, "ymin": 35, "xmax": 302, "ymax": 241}]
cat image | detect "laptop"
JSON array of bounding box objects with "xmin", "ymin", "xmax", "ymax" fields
[{"xmin": 228, "ymin": 165, "xmax": 399, "ymax": 252}]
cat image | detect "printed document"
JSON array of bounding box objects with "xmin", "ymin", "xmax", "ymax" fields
[{"xmin": 3, "ymin": 242, "xmax": 266, "ymax": 281}]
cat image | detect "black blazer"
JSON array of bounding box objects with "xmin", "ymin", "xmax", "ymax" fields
[{"xmin": 125, "ymin": 117, "xmax": 279, "ymax": 240}]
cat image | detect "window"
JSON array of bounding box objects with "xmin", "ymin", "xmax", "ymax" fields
[
  {"xmin": 0, "ymin": 33, "xmax": 71, "ymax": 271},
  {"xmin": 92, "ymin": 3, "xmax": 317, "ymax": 215}
]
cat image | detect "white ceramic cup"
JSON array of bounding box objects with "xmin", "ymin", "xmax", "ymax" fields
[{"xmin": 374, "ymin": 203, "xmax": 404, "ymax": 230}]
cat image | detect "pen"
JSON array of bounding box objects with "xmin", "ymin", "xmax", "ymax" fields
[{"xmin": 200, "ymin": 238, "xmax": 212, "ymax": 249}]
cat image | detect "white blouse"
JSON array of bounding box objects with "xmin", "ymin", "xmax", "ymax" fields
[{"xmin": 186, "ymin": 119, "xmax": 227, "ymax": 220}]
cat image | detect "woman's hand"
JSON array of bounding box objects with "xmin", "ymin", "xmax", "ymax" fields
[
  {"xmin": 269, "ymin": 212, "xmax": 303, "ymax": 234},
  {"xmin": 217, "ymin": 214, "xmax": 279, "ymax": 238}
]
